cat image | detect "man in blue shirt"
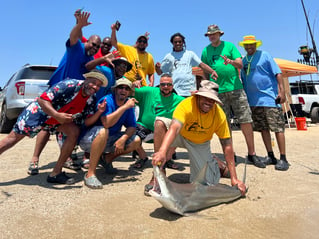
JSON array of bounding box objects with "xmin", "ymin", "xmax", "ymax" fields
[
  {"xmin": 239, "ymin": 35, "xmax": 289, "ymax": 171},
  {"xmin": 79, "ymin": 78, "xmax": 140, "ymax": 189},
  {"xmin": 28, "ymin": 10, "xmax": 102, "ymax": 175}
]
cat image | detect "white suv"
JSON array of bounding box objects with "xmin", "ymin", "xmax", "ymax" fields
[{"xmin": 0, "ymin": 64, "xmax": 57, "ymax": 133}]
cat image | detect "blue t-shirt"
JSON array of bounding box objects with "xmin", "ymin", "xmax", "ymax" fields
[
  {"xmin": 161, "ymin": 50, "xmax": 201, "ymax": 96},
  {"xmin": 95, "ymin": 65, "xmax": 116, "ymax": 101},
  {"xmin": 97, "ymin": 93, "xmax": 136, "ymax": 136},
  {"xmin": 48, "ymin": 39, "xmax": 93, "ymax": 86},
  {"xmin": 241, "ymin": 50, "xmax": 282, "ymax": 107}
]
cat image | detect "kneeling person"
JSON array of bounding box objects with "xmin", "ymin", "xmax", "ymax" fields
[
  {"xmin": 151, "ymin": 80, "xmax": 246, "ymax": 196},
  {"xmin": 79, "ymin": 78, "xmax": 140, "ymax": 189}
]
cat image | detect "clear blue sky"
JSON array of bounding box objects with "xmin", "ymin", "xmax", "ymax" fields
[{"xmin": 1, "ymin": 0, "xmax": 318, "ymax": 87}]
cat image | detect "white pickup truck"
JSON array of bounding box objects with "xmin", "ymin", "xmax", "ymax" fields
[{"xmin": 290, "ymin": 81, "xmax": 319, "ymax": 123}]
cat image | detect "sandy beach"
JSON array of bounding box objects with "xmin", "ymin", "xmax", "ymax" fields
[{"xmin": 0, "ymin": 123, "xmax": 319, "ymax": 239}]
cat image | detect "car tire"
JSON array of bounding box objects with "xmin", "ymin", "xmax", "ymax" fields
[
  {"xmin": 310, "ymin": 107, "xmax": 319, "ymax": 123},
  {"xmin": 0, "ymin": 103, "xmax": 16, "ymax": 133}
]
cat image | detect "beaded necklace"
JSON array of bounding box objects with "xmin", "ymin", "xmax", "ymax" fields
[{"xmin": 245, "ymin": 54, "xmax": 254, "ymax": 76}]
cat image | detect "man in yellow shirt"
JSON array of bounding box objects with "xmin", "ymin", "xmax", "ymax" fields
[
  {"xmin": 111, "ymin": 24, "xmax": 155, "ymax": 87},
  {"xmin": 150, "ymin": 80, "xmax": 246, "ymax": 196}
]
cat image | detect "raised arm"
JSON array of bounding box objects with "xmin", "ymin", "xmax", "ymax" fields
[
  {"xmin": 110, "ymin": 23, "xmax": 119, "ymax": 49},
  {"xmin": 70, "ymin": 11, "xmax": 92, "ymax": 46}
]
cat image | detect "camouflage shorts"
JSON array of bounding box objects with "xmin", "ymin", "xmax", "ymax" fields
[
  {"xmin": 250, "ymin": 107, "xmax": 285, "ymax": 132},
  {"xmin": 218, "ymin": 89, "xmax": 252, "ymax": 124}
]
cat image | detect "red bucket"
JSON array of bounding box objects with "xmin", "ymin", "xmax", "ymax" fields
[{"xmin": 295, "ymin": 117, "xmax": 307, "ymax": 130}]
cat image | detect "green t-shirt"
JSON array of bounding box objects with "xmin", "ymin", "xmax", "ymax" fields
[
  {"xmin": 201, "ymin": 41, "xmax": 243, "ymax": 93},
  {"xmin": 134, "ymin": 87, "xmax": 184, "ymax": 131}
]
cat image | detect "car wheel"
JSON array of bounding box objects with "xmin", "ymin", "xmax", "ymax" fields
[
  {"xmin": 310, "ymin": 107, "xmax": 319, "ymax": 123},
  {"xmin": 0, "ymin": 103, "xmax": 16, "ymax": 133}
]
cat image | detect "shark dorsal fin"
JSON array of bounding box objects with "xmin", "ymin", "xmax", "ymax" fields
[{"xmin": 194, "ymin": 163, "xmax": 208, "ymax": 184}]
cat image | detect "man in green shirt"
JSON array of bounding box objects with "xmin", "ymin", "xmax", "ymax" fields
[
  {"xmin": 132, "ymin": 74, "xmax": 184, "ymax": 169},
  {"xmin": 201, "ymin": 24, "xmax": 264, "ymax": 168}
]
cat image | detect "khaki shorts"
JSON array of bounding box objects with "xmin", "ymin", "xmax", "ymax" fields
[
  {"xmin": 219, "ymin": 89, "xmax": 253, "ymax": 124},
  {"xmin": 250, "ymin": 107, "xmax": 285, "ymax": 132},
  {"xmin": 155, "ymin": 116, "xmax": 171, "ymax": 129}
]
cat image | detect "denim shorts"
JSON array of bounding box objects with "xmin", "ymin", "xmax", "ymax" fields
[{"xmin": 79, "ymin": 126, "xmax": 137, "ymax": 153}]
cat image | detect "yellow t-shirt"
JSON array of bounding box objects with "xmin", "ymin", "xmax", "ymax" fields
[
  {"xmin": 117, "ymin": 43, "xmax": 147, "ymax": 86},
  {"xmin": 173, "ymin": 96, "xmax": 230, "ymax": 144},
  {"xmin": 138, "ymin": 52, "xmax": 155, "ymax": 85}
]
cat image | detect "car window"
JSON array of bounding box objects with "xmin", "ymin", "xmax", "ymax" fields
[
  {"xmin": 3, "ymin": 73, "xmax": 17, "ymax": 88},
  {"xmin": 16, "ymin": 67, "xmax": 56, "ymax": 81}
]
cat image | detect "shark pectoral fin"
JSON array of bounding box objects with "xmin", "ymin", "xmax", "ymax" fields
[{"xmin": 193, "ymin": 163, "xmax": 208, "ymax": 185}]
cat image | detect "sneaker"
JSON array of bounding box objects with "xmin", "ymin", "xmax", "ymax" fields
[
  {"xmin": 27, "ymin": 161, "xmax": 39, "ymax": 175},
  {"xmin": 84, "ymin": 173, "xmax": 103, "ymax": 189},
  {"xmin": 47, "ymin": 172, "xmax": 75, "ymax": 185},
  {"xmin": 248, "ymin": 155, "xmax": 266, "ymax": 168},
  {"xmin": 261, "ymin": 156, "xmax": 278, "ymax": 165},
  {"xmin": 275, "ymin": 159, "xmax": 289, "ymax": 171}
]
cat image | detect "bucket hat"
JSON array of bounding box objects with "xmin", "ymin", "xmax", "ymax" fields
[
  {"xmin": 112, "ymin": 57, "xmax": 133, "ymax": 72},
  {"xmin": 204, "ymin": 24, "xmax": 224, "ymax": 36},
  {"xmin": 195, "ymin": 80, "xmax": 222, "ymax": 105}
]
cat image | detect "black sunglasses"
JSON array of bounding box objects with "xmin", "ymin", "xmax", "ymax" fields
[
  {"xmin": 138, "ymin": 40, "xmax": 147, "ymax": 44},
  {"xmin": 91, "ymin": 42, "xmax": 100, "ymax": 48},
  {"xmin": 160, "ymin": 83, "xmax": 173, "ymax": 87},
  {"xmin": 102, "ymin": 42, "xmax": 112, "ymax": 47}
]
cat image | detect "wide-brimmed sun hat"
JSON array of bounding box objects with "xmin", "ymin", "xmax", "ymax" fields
[
  {"xmin": 195, "ymin": 80, "xmax": 222, "ymax": 105},
  {"xmin": 239, "ymin": 35, "xmax": 262, "ymax": 48},
  {"xmin": 111, "ymin": 77, "xmax": 133, "ymax": 90},
  {"xmin": 83, "ymin": 70, "xmax": 108, "ymax": 87},
  {"xmin": 204, "ymin": 24, "xmax": 224, "ymax": 37},
  {"xmin": 112, "ymin": 57, "xmax": 133, "ymax": 72}
]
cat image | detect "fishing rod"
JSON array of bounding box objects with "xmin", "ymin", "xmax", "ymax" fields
[{"xmin": 300, "ymin": 0, "xmax": 319, "ymax": 66}]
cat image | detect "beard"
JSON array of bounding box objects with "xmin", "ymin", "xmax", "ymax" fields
[
  {"xmin": 137, "ymin": 46, "xmax": 146, "ymax": 51},
  {"xmin": 160, "ymin": 90, "xmax": 172, "ymax": 97}
]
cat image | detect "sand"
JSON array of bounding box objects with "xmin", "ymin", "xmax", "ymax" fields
[{"xmin": 0, "ymin": 124, "xmax": 319, "ymax": 239}]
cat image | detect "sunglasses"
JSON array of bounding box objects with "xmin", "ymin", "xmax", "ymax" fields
[
  {"xmin": 102, "ymin": 42, "xmax": 112, "ymax": 47},
  {"xmin": 91, "ymin": 42, "xmax": 100, "ymax": 48},
  {"xmin": 160, "ymin": 83, "xmax": 173, "ymax": 87},
  {"xmin": 117, "ymin": 85, "xmax": 131, "ymax": 91},
  {"xmin": 138, "ymin": 40, "xmax": 147, "ymax": 44}
]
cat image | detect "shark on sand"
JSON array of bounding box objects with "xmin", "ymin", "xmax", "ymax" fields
[{"xmin": 149, "ymin": 163, "xmax": 245, "ymax": 216}]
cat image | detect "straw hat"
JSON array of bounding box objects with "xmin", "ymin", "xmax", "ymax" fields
[
  {"xmin": 83, "ymin": 70, "xmax": 108, "ymax": 87},
  {"xmin": 195, "ymin": 80, "xmax": 222, "ymax": 105},
  {"xmin": 239, "ymin": 35, "xmax": 262, "ymax": 48},
  {"xmin": 111, "ymin": 77, "xmax": 133, "ymax": 90}
]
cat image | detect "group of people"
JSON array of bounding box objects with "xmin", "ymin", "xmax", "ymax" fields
[{"xmin": 0, "ymin": 10, "xmax": 291, "ymax": 197}]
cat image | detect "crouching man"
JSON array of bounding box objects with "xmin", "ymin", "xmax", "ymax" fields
[
  {"xmin": 79, "ymin": 78, "xmax": 140, "ymax": 189},
  {"xmin": 150, "ymin": 80, "xmax": 246, "ymax": 196},
  {"xmin": 0, "ymin": 70, "xmax": 108, "ymax": 185}
]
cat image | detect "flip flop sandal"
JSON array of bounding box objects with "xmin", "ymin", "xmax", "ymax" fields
[
  {"xmin": 133, "ymin": 157, "xmax": 148, "ymax": 169},
  {"xmin": 165, "ymin": 159, "xmax": 179, "ymax": 170},
  {"xmin": 81, "ymin": 159, "xmax": 90, "ymax": 169},
  {"xmin": 63, "ymin": 159, "xmax": 81, "ymax": 170}
]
